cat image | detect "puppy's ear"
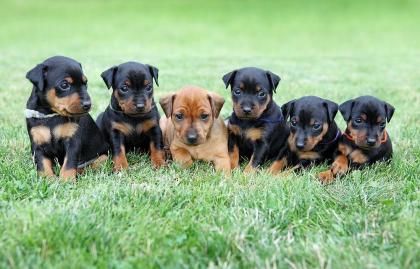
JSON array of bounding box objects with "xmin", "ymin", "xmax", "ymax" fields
[
  {"xmin": 159, "ymin": 93, "xmax": 176, "ymax": 118},
  {"xmin": 266, "ymin": 71, "xmax": 281, "ymax": 93},
  {"xmin": 384, "ymin": 102, "xmax": 395, "ymax": 123},
  {"xmin": 281, "ymin": 100, "xmax": 295, "ymax": 120},
  {"xmin": 208, "ymin": 92, "xmax": 225, "ymax": 118},
  {"xmin": 222, "ymin": 70, "xmax": 237, "ymax": 89},
  {"xmin": 323, "ymin": 100, "xmax": 339, "ymax": 123},
  {"xmin": 147, "ymin": 64, "xmax": 159, "ymax": 87},
  {"xmin": 339, "ymin": 99, "xmax": 355, "ymax": 121},
  {"xmin": 26, "ymin": 64, "xmax": 47, "ymax": 91},
  {"xmin": 101, "ymin": 66, "xmax": 118, "ymax": 89}
]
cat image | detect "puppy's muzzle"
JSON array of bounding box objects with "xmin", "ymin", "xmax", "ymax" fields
[{"xmin": 186, "ymin": 128, "xmax": 198, "ymax": 145}]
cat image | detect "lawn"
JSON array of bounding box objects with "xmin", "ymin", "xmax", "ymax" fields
[{"xmin": 0, "ymin": 0, "xmax": 419, "ymax": 268}]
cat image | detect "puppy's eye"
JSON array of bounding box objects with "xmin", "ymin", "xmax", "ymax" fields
[
  {"xmin": 290, "ymin": 120, "xmax": 297, "ymax": 127},
  {"xmin": 233, "ymin": 89, "xmax": 241, "ymax": 96},
  {"xmin": 354, "ymin": 118, "xmax": 363, "ymax": 124},
  {"xmin": 313, "ymin": 124, "xmax": 321, "ymax": 130},
  {"xmin": 380, "ymin": 122, "xmax": 386, "ymax": 128},
  {"xmin": 120, "ymin": 85, "xmax": 129, "ymax": 93},
  {"xmin": 257, "ymin": 91, "xmax": 266, "ymax": 98},
  {"xmin": 59, "ymin": 81, "xmax": 70, "ymax": 90},
  {"xmin": 200, "ymin": 114, "xmax": 209, "ymax": 121},
  {"xmin": 175, "ymin": 113, "xmax": 184, "ymax": 121},
  {"xmin": 146, "ymin": 85, "xmax": 153, "ymax": 92}
]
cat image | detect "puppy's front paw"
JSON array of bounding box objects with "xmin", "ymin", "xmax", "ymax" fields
[
  {"xmin": 151, "ymin": 151, "xmax": 166, "ymax": 168},
  {"xmin": 113, "ymin": 155, "xmax": 129, "ymax": 172},
  {"xmin": 318, "ymin": 170, "xmax": 334, "ymax": 184},
  {"xmin": 244, "ymin": 164, "xmax": 256, "ymax": 174}
]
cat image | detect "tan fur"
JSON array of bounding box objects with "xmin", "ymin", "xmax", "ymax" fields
[
  {"xmin": 350, "ymin": 150, "xmax": 368, "ymax": 164},
  {"xmin": 53, "ymin": 122, "xmax": 79, "ymax": 139},
  {"xmin": 268, "ymin": 157, "xmax": 287, "ymax": 174},
  {"xmin": 338, "ymin": 143, "xmax": 352, "ymax": 156},
  {"xmin": 230, "ymin": 144, "xmax": 240, "ymax": 169},
  {"xmin": 244, "ymin": 155, "xmax": 256, "ymax": 173},
  {"xmin": 228, "ymin": 124, "xmax": 241, "ymax": 136},
  {"xmin": 113, "ymin": 144, "xmax": 128, "ymax": 172},
  {"xmin": 59, "ymin": 156, "xmax": 76, "ymax": 180},
  {"xmin": 160, "ymin": 86, "xmax": 230, "ymax": 174},
  {"xmin": 318, "ymin": 154, "xmax": 349, "ymax": 183},
  {"xmin": 38, "ymin": 157, "xmax": 55, "ymax": 177},
  {"xmin": 136, "ymin": 119, "xmax": 156, "ymax": 134},
  {"xmin": 297, "ymin": 151, "xmax": 320, "ymax": 160},
  {"xmin": 46, "ymin": 89, "xmax": 84, "ymax": 116},
  {"xmin": 31, "ymin": 126, "xmax": 51, "ymax": 145},
  {"xmin": 112, "ymin": 121, "xmax": 134, "ymax": 136},
  {"xmin": 246, "ymin": 128, "xmax": 263, "ymax": 141},
  {"xmin": 114, "ymin": 91, "xmax": 136, "ymax": 114},
  {"xmin": 150, "ymin": 142, "xmax": 166, "ymax": 168},
  {"xmin": 305, "ymin": 123, "xmax": 329, "ymax": 150}
]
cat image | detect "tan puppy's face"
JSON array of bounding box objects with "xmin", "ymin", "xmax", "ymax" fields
[{"xmin": 160, "ymin": 86, "xmax": 224, "ymax": 146}]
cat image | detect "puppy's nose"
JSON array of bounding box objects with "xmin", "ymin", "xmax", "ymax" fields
[
  {"xmin": 296, "ymin": 141, "xmax": 305, "ymax": 150},
  {"xmin": 366, "ymin": 137, "xmax": 377, "ymax": 146},
  {"xmin": 82, "ymin": 100, "xmax": 91, "ymax": 110},
  {"xmin": 242, "ymin": 106, "xmax": 252, "ymax": 114},
  {"xmin": 136, "ymin": 103, "xmax": 145, "ymax": 111},
  {"xmin": 187, "ymin": 131, "xmax": 198, "ymax": 144}
]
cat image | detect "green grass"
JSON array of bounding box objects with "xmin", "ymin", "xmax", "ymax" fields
[{"xmin": 0, "ymin": 0, "xmax": 419, "ymax": 268}]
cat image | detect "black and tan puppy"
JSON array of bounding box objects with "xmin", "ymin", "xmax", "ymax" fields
[
  {"xmin": 25, "ymin": 56, "xmax": 109, "ymax": 180},
  {"xmin": 223, "ymin": 67, "xmax": 289, "ymax": 173},
  {"xmin": 270, "ymin": 96, "xmax": 340, "ymax": 174},
  {"xmin": 96, "ymin": 61, "xmax": 165, "ymax": 172},
  {"xmin": 319, "ymin": 95, "xmax": 395, "ymax": 183}
]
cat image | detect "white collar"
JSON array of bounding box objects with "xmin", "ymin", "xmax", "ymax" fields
[{"xmin": 24, "ymin": 109, "xmax": 59, "ymax": 119}]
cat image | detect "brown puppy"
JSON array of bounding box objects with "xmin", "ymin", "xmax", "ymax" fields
[{"xmin": 159, "ymin": 86, "xmax": 231, "ymax": 174}]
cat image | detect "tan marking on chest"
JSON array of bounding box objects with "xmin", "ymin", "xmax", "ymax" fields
[
  {"xmin": 349, "ymin": 149, "xmax": 368, "ymax": 164},
  {"xmin": 228, "ymin": 124, "xmax": 241, "ymax": 136},
  {"xmin": 53, "ymin": 122, "xmax": 79, "ymax": 139},
  {"xmin": 112, "ymin": 122, "xmax": 134, "ymax": 135},
  {"xmin": 136, "ymin": 119, "xmax": 156, "ymax": 134},
  {"xmin": 31, "ymin": 126, "xmax": 51, "ymax": 145},
  {"xmin": 246, "ymin": 128, "xmax": 263, "ymax": 141},
  {"xmin": 297, "ymin": 151, "xmax": 320, "ymax": 160},
  {"xmin": 338, "ymin": 143, "xmax": 352, "ymax": 156}
]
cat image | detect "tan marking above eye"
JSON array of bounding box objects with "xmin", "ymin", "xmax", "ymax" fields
[
  {"xmin": 361, "ymin": 114, "xmax": 367, "ymax": 120},
  {"xmin": 64, "ymin": 77, "xmax": 74, "ymax": 83},
  {"xmin": 53, "ymin": 123, "xmax": 79, "ymax": 139},
  {"xmin": 144, "ymin": 80, "xmax": 150, "ymax": 86},
  {"xmin": 124, "ymin": 80, "xmax": 131, "ymax": 86},
  {"xmin": 309, "ymin": 119, "xmax": 315, "ymax": 125},
  {"xmin": 112, "ymin": 122, "xmax": 134, "ymax": 136},
  {"xmin": 31, "ymin": 126, "xmax": 51, "ymax": 145},
  {"xmin": 377, "ymin": 116, "xmax": 383, "ymax": 123},
  {"xmin": 246, "ymin": 128, "xmax": 263, "ymax": 141},
  {"xmin": 239, "ymin": 82, "xmax": 244, "ymax": 89},
  {"xmin": 256, "ymin": 85, "xmax": 262, "ymax": 91}
]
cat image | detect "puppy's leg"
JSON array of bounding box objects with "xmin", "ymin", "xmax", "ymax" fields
[
  {"xmin": 147, "ymin": 125, "xmax": 166, "ymax": 168},
  {"xmin": 171, "ymin": 147, "xmax": 193, "ymax": 168},
  {"xmin": 34, "ymin": 149, "xmax": 55, "ymax": 177},
  {"xmin": 244, "ymin": 140, "xmax": 268, "ymax": 173},
  {"xmin": 111, "ymin": 131, "xmax": 128, "ymax": 172},
  {"xmin": 59, "ymin": 139, "xmax": 80, "ymax": 180},
  {"xmin": 213, "ymin": 154, "xmax": 232, "ymax": 175},
  {"xmin": 318, "ymin": 154, "xmax": 349, "ymax": 183},
  {"xmin": 268, "ymin": 147, "xmax": 288, "ymax": 175},
  {"xmin": 228, "ymin": 134, "xmax": 240, "ymax": 169}
]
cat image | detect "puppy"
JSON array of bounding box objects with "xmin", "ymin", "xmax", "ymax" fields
[
  {"xmin": 270, "ymin": 96, "xmax": 340, "ymax": 174},
  {"xmin": 319, "ymin": 95, "xmax": 395, "ymax": 183},
  {"xmin": 25, "ymin": 56, "xmax": 109, "ymax": 180},
  {"xmin": 96, "ymin": 62, "xmax": 165, "ymax": 172},
  {"xmin": 222, "ymin": 67, "xmax": 289, "ymax": 173},
  {"xmin": 159, "ymin": 86, "xmax": 230, "ymax": 174}
]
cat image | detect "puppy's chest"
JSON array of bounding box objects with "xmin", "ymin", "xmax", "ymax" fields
[
  {"xmin": 111, "ymin": 119, "xmax": 157, "ymax": 137},
  {"xmin": 228, "ymin": 123, "xmax": 265, "ymax": 142},
  {"xmin": 30, "ymin": 121, "xmax": 79, "ymax": 147},
  {"xmin": 338, "ymin": 143, "xmax": 369, "ymax": 165}
]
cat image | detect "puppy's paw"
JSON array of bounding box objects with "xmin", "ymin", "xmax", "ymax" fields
[
  {"xmin": 113, "ymin": 155, "xmax": 129, "ymax": 172},
  {"xmin": 59, "ymin": 168, "xmax": 77, "ymax": 181},
  {"xmin": 244, "ymin": 164, "xmax": 257, "ymax": 174},
  {"xmin": 318, "ymin": 170, "xmax": 335, "ymax": 184}
]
